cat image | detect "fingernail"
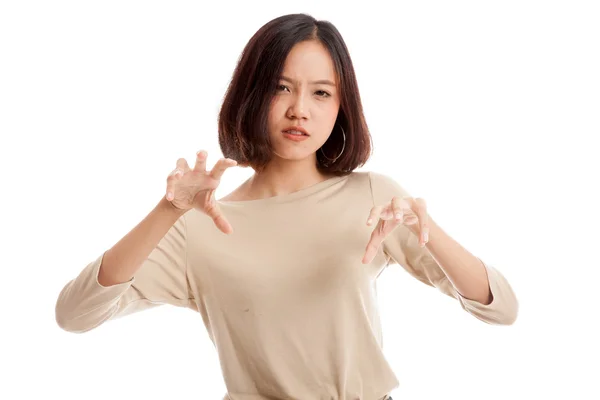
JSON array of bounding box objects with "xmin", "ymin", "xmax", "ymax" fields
[
  {"xmin": 367, "ymin": 218, "xmax": 372, "ymax": 225},
  {"xmin": 424, "ymin": 232, "xmax": 429, "ymax": 242},
  {"xmin": 395, "ymin": 213, "xmax": 403, "ymax": 220}
]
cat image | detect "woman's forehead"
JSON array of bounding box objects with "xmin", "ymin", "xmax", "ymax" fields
[{"xmin": 281, "ymin": 41, "xmax": 337, "ymax": 83}]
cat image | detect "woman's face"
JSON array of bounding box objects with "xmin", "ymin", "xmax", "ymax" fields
[{"xmin": 267, "ymin": 40, "xmax": 341, "ymax": 163}]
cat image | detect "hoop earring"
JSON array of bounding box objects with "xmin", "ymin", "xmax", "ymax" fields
[{"xmin": 319, "ymin": 126, "xmax": 346, "ymax": 165}]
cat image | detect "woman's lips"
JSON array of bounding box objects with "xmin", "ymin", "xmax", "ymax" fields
[{"xmin": 282, "ymin": 131, "xmax": 310, "ymax": 141}]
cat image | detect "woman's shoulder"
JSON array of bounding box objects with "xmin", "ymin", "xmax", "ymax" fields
[
  {"xmin": 357, "ymin": 170, "xmax": 411, "ymax": 203},
  {"xmin": 347, "ymin": 170, "xmax": 397, "ymax": 188}
]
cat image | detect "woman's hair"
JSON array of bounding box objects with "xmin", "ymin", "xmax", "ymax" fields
[{"xmin": 218, "ymin": 13, "xmax": 372, "ymax": 175}]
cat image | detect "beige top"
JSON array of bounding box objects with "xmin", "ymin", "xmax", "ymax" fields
[{"xmin": 55, "ymin": 171, "xmax": 518, "ymax": 400}]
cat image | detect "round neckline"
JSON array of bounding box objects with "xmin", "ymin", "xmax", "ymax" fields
[{"xmin": 217, "ymin": 174, "xmax": 351, "ymax": 206}]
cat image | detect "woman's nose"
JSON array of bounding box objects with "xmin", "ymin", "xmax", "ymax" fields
[{"xmin": 287, "ymin": 95, "xmax": 309, "ymax": 119}]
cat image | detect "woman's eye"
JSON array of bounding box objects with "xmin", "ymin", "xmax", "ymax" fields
[{"xmin": 276, "ymin": 85, "xmax": 330, "ymax": 97}]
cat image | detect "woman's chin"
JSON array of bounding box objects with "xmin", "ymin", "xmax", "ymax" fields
[{"xmin": 272, "ymin": 149, "xmax": 316, "ymax": 162}]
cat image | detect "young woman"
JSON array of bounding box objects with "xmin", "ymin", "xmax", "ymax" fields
[{"xmin": 55, "ymin": 13, "xmax": 518, "ymax": 400}]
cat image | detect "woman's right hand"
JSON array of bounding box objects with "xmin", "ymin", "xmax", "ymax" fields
[{"xmin": 165, "ymin": 150, "xmax": 237, "ymax": 234}]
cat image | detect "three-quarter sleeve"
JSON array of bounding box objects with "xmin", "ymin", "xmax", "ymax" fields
[
  {"xmin": 368, "ymin": 171, "xmax": 518, "ymax": 325},
  {"xmin": 55, "ymin": 214, "xmax": 191, "ymax": 333}
]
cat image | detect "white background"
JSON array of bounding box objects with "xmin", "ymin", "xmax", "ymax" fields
[{"xmin": 1, "ymin": 1, "xmax": 599, "ymax": 399}]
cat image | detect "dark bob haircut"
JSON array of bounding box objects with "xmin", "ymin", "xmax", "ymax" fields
[{"xmin": 218, "ymin": 13, "xmax": 372, "ymax": 175}]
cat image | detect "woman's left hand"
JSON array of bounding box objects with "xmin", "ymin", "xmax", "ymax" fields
[{"xmin": 362, "ymin": 196, "xmax": 430, "ymax": 264}]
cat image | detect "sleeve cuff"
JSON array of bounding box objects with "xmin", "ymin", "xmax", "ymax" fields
[
  {"xmin": 55, "ymin": 251, "xmax": 136, "ymax": 333},
  {"xmin": 93, "ymin": 251, "xmax": 135, "ymax": 290},
  {"xmin": 455, "ymin": 260, "xmax": 519, "ymax": 325}
]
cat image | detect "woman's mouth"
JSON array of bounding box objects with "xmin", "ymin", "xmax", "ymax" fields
[{"xmin": 282, "ymin": 130, "xmax": 310, "ymax": 141}]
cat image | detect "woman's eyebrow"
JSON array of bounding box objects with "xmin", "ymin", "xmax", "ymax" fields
[{"xmin": 280, "ymin": 76, "xmax": 336, "ymax": 87}]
